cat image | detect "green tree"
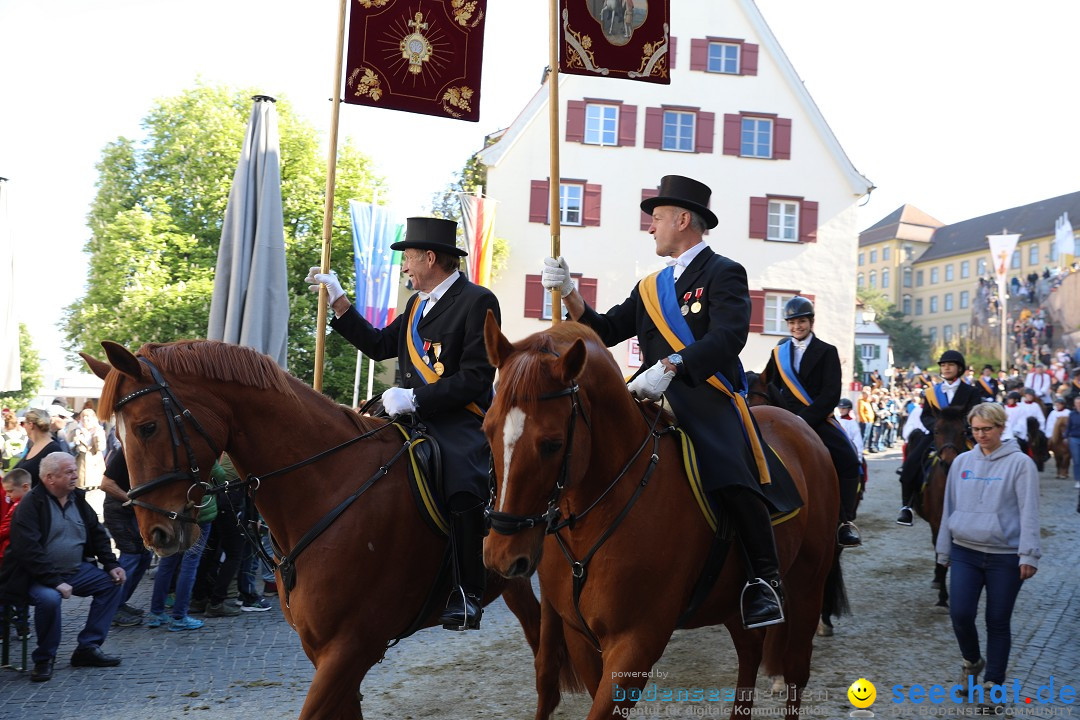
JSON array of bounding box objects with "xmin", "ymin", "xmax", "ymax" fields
[
  {"xmin": 64, "ymin": 82, "xmax": 389, "ymax": 402},
  {"xmin": 857, "ymin": 288, "xmax": 929, "ymax": 366},
  {"xmin": 0, "ymin": 324, "xmax": 43, "ymax": 410}
]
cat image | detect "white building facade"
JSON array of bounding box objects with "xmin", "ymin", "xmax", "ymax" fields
[{"xmin": 480, "ymin": 0, "xmax": 871, "ymax": 376}]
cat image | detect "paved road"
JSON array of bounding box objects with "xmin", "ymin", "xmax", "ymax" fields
[{"xmin": 2, "ymin": 447, "xmax": 1078, "ymax": 719}]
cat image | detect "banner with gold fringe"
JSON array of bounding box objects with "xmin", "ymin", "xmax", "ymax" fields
[{"xmin": 559, "ymin": 0, "xmax": 671, "ymax": 84}]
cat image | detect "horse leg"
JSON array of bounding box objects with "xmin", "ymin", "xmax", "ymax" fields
[
  {"xmin": 933, "ymin": 563, "xmax": 949, "ymax": 608},
  {"xmin": 500, "ymin": 575, "xmax": 541, "ymax": 655},
  {"xmin": 580, "ymin": 634, "xmax": 668, "ymax": 720},
  {"xmin": 725, "ymin": 622, "xmax": 764, "ymax": 719},
  {"xmin": 533, "ymin": 596, "xmax": 586, "ymax": 720},
  {"xmin": 298, "ymin": 641, "xmax": 380, "ymax": 720}
]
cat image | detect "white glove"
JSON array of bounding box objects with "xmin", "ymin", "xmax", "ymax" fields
[
  {"xmin": 541, "ymin": 256, "xmax": 575, "ymax": 297},
  {"xmin": 304, "ymin": 266, "xmax": 345, "ymax": 305},
  {"xmin": 627, "ymin": 361, "xmax": 676, "ymax": 401},
  {"xmin": 382, "ymin": 387, "xmax": 417, "ymax": 416}
]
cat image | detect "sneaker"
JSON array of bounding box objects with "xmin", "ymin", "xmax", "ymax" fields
[
  {"xmin": 896, "ymin": 507, "xmax": 914, "ymax": 526},
  {"xmin": 120, "ymin": 603, "xmax": 145, "ymax": 616},
  {"xmin": 981, "ymin": 680, "xmax": 1004, "ymax": 709},
  {"xmin": 241, "ymin": 597, "xmax": 272, "ymax": 613},
  {"xmin": 111, "ymin": 609, "xmax": 143, "ymax": 627},
  {"xmin": 164, "ymin": 593, "xmax": 175, "ymax": 609},
  {"xmin": 167, "ymin": 615, "xmax": 204, "ymax": 632},
  {"xmin": 960, "ymin": 657, "xmax": 985, "ymax": 686},
  {"xmin": 146, "ymin": 611, "xmax": 170, "ymax": 628},
  {"xmin": 205, "ymin": 601, "xmax": 241, "ymax": 618},
  {"xmin": 188, "ymin": 598, "xmax": 208, "ymax": 614}
]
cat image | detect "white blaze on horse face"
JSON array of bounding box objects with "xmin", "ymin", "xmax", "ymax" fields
[
  {"xmin": 116, "ymin": 414, "xmax": 130, "ymax": 450},
  {"xmin": 499, "ymin": 407, "xmax": 527, "ymax": 512}
]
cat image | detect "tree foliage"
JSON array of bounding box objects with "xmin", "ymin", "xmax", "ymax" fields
[
  {"xmin": 857, "ymin": 288, "xmax": 929, "ymax": 366},
  {"xmin": 64, "ymin": 83, "xmax": 389, "ymax": 402},
  {"xmin": 430, "ymin": 147, "xmax": 509, "ymax": 282},
  {"xmin": 0, "ymin": 324, "xmax": 43, "ymax": 410}
]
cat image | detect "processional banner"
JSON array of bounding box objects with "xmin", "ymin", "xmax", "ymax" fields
[{"xmin": 559, "ymin": 0, "xmax": 671, "ymax": 84}]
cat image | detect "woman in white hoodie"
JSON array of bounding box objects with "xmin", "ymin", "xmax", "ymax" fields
[{"xmin": 936, "ymin": 402, "xmax": 1040, "ymax": 696}]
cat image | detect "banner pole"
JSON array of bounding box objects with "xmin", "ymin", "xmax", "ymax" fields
[
  {"xmin": 314, "ymin": 0, "xmax": 349, "ymax": 392},
  {"xmin": 548, "ymin": 0, "xmax": 562, "ymax": 325},
  {"xmin": 352, "ymin": 349, "xmax": 363, "ymax": 408}
]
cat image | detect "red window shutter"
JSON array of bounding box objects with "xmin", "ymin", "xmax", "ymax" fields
[
  {"xmin": 749, "ymin": 290, "xmax": 766, "ymax": 333},
  {"xmin": 749, "ymin": 197, "xmax": 768, "ymax": 239},
  {"xmin": 690, "ymin": 38, "xmax": 708, "ymax": 71},
  {"xmin": 801, "ymin": 292, "xmax": 815, "ymax": 304},
  {"xmin": 583, "ymin": 184, "xmax": 602, "ymax": 227},
  {"xmin": 669, "ymin": 36, "xmax": 677, "ymax": 70},
  {"xmin": 640, "ymin": 188, "xmax": 659, "ymax": 231},
  {"xmin": 524, "ymin": 275, "xmax": 544, "ymax": 318},
  {"xmin": 773, "ymin": 118, "xmax": 792, "ymax": 160},
  {"xmin": 644, "ymin": 107, "xmax": 663, "ymax": 149},
  {"xmin": 723, "ymin": 113, "xmax": 741, "ymax": 156},
  {"xmin": 799, "ymin": 200, "xmax": 819, "ymax": 243},
  {"xmin": 566, "ymin": 100, "xmax": 586, "ymax": 143},
  {"xmin": 618, "ymin": 104, "xmax": 637, "ymax": 147},
  {"xmin": 741, "ymin": 43, "xmax": 759, "ymax": 76},
  {"xmin": 529, "ymin": 180, "xmax": 549, "ymax": 224},
  {"xmin": 695, "ymin": 111, "xmax": 715, "ymax": 154},
  {"xmin": 578, "ymin": 277, "xmax": 598, "ymax": 308}
]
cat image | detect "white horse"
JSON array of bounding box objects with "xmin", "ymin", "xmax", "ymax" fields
[{"xmin": 600, "ymin": 0, "xmax": 626, "ymax": 38}]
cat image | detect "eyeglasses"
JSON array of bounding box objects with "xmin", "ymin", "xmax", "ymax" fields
[{"xmin": 970, "ymin": 425, "xmax": 1002, "ymax": 434}]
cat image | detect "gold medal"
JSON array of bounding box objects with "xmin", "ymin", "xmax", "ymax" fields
[
  {"xmin": 690, "ymin": 301, "xmax": 702, "ymax": 314},
  {"xmin": 433, "ymin": 362, "xmax": 445, "ymax": 376},
  {"xmin": 680, "ymin": 304, "xmax": 690, "ymax": 316},
  {"xmin": 431, "ymin": 342, "xmax": 444, "ymax": 376}
]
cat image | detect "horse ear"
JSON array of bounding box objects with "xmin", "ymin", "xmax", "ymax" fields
[
  {"xmin": 80, "ymin": 352, "xmax": 113, "ymax": 381},
  {"xmin": 101, "ymin": 341, "xmax": 144, "ymax": 380},
  {"xmin": 557, "ymin": 339, "xmax": 588, "ymax": 384},
  {"xmin": 484, "ymin": 309, "xmax": 514, "ymax": 369}
]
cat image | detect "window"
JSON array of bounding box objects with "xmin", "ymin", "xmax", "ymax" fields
[
  {"xmin": 1050, "ymin": 242, "xmax": 1059, "ymax": 262},
  {"xmin": 915, "ymin": 299, "xmax": 924, "ymax": 316},
  {"xmin": 960, "ymin": 260, "xmax": 970, "ymax": 278},
  {"xmin": 883, "ymin": 246, "xmax": 891, "ymax": 261},
  {"xmin": 977, "ymin": 258, "xmax": 987, "ymax": 275},
  {"xmin": 928, "ymin": 327, "xmax": 938, "ymax": 345},
  {"xmin": 768, "ymin": 200, "xmax": 799, "ymax": 242},
  {"xmin": 929, "ymin": 296, "xmax": 938, "ymax": 313},
  {"xmin": 944, "ymin": 293, "xmax": 953, "ymax": 311},
  {"xmin": 740, "ymin": 117, "xmax": 773, "ymax": 158},
  {"xmin": 857, "ymin": 273, "xmax": 864, "ymax": 287},
  {"xmin": 903, "ymin": 243, "xmax": 914, "ymax": 261},
  {"xmin": 882, "ymin": 268, "xmax": 890, "ymax": 288},
  {"xmin": 542, "ymin": 277, "xmax": 579, "ymax": 320},
  {"xmin": 869, "ymin": 270, "xmax": 877, "ymax": 288},
  {"xmin": 524, "ymin": 273, "xmax": 596, "ymax": 319},
  {"xmin": 749, "ymin": 196, "xmax": 818, "ymax": 243},
  {"xmin": 959, "ymin": 323, "xmax": 968, "ymax": 337},
  {"xmin": 764, "ymin": 292, "xmax": 798, "ymax": 334},
  {"xmin": 959, "ymin": 290, "xmax": 969, "ymax": 309},
  {"xmin": 943, "ymin": 325, "xmax": 953, "ymax": 342},
  {"xmin": 559, "ymin": 184, "xmax": 584, "ymax": 225},
  {"xmin": 945, "ymin": 264, "xmax": 954, "ymax": 282},
  {"xmin": 708, "ymin": 42, "xmax": 739, "ymax": 73},
  {"xmin": 1011, "ymin": 250, "xmax": 1020, "ymax": 269},
  {"xmin": 528, "ymin": 179, "xmax": 601, "ymax": 226},
  {"xmin": 584, "ymin": 104, "xmax": 618, "ymax": 146},
  {"xmin": 916, "ymin": 270, "xmax": 924, "ymax": 287},
  {"xmin": 861, "ymin": 344, "xmax": 880, "ymax": 360},
  {"xmin": 869, "ymin": 249, "xmax": 877, "ymax": 264},
  {"xmin": 1029, "ymin": 243, "xmax": 1039, "ymax": 265},
  {"xmin": 903, "ymin": 266, "xmax": 912, "ymax": 288},
  {"xmin": 663, "ymin": 110, "xmax": 695, "ymax": 152},
  {"xmin": 902, "ymin": 295, "xmax": 912, "ymax": 315},
  {"xmin": 930, "ymin": 267, "xmax": 939, "ymax": 284},
  {"xmin": 858, "ymin": 253, "xmax": 864, "ymax": 266}
]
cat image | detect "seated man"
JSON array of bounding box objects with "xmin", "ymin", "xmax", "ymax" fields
[{"xmin": 0, "ymin": 452, "xmax": 125, "ymax": 682}]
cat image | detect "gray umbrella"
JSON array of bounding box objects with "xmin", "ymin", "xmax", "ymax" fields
[
  {"xmin": 0, "ymin": 177, "xmax": 20, "ymax": 392},
  {"xmin": 207, "ymin": 96, "xmax": 289, "ymax": 369}
]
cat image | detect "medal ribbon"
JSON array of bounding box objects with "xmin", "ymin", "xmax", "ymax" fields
[
  {"xmin": 923, "ymin": 382, "xmax": 950, "ymax": 411},
  {"xmin": 639, "ymin": 269, "xmax": 771, "ymax": 485},
  {"xmin": 405, "ymin": 296, "xmax": 485, "ymax": 418}
]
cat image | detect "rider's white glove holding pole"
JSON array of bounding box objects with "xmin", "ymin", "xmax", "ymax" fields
[
  {"xmin": 304, "ymin": 267, "xmax": 346, "ymax": 305},
  {"xmin": 627, "ymin": 361, "xmax": 676, "ymax": 402},
  {"xmin": 541, "ymin": 256, "xmax": 575, "ymax": 297}
]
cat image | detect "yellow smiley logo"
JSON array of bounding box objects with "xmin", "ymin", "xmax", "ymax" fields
[{"xmin": 848, "ymin": 678, "xmax": 876, "ymax": 709}]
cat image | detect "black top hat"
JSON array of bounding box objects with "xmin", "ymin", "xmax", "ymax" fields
[
  {"xmin": 390, "ymin": 217, "xmax": 467, "ymax": 257},
  {"xmin": 639, "ymin": 175, "xmax": 718, "ymax": 229}
]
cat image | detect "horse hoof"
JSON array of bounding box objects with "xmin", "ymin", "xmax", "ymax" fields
[
  {"xmin": 930, "ymin": 581, "xmax": 943, "ymax": 590},
  {"xmin": 816, "ymin": 621, "xmax": 834, "ymax": 637},
  {"xmin": 770, "ymin": 675, "xmax": 785, "ymax": 693}
]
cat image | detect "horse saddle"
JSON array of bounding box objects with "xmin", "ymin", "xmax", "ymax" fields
[{"xmin": 392, "ymin": 423, "xmax": 450, "ymax": 538}]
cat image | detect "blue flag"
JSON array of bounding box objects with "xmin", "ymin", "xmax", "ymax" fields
[{"xmin": 350, "ymin": 201, "xmax": 403, "ymax": 329}]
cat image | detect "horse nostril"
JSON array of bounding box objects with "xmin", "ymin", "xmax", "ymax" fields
[
  {"xmin": 151, "ymin": 527, "xmax": 171, "ymax": 549},
  {"xmin": 509, "ymin": 557, "xmax": 531, "ymax": 577}
]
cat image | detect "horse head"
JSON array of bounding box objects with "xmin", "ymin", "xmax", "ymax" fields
[
  {"xmin": 744, "ymin": 369, "xmax": 779, "ymax": 408},
  {"xmin": 933, "ymin": 406, "xmax": 970, "ymax": 469},
  {"xmin": 481, "ymin": 312, "xmax": 630, "ymax": 578}
]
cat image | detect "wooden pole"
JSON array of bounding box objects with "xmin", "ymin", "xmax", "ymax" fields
[
  {"xmin": 548, "ymin": 0, "xmax": 562, "ymax": 324},
  {"xmin": 314, "ymin": 0, "xmax": 350, "ymax": 392}
]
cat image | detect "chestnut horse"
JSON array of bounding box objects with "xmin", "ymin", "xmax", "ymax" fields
[
  {"xmin": 1049, "ymin": 415, "xmax": 1072, "ymax": 479},
  {"xmin": 83, "ymin": 340, "xmax": 548, "ymax": 720},
  {"xmin": 481, "ymin": 319, "xmax": 839, "ymax": 720}
]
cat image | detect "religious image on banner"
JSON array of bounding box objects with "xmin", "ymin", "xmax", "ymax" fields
[
  {"xmin": 560, "ymin": 0, "xmax": 670, "ymax": 84},
  {"xmin": 344, "ymin": 0, "xmax": 487, "ymax": 122}
]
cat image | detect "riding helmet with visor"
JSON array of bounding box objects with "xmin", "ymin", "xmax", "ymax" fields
[
  {"xmin": 938, "ymin": 349, "xmax": 966, "ymax": 369},
  {"xmin": 783, "ymin": 296, "xmax": 815, "ymax": 321}
]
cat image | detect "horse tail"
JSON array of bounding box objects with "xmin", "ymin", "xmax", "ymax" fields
[{"xmin": 821, "ymin": 549, "xmax": 849, "ymax": 620}]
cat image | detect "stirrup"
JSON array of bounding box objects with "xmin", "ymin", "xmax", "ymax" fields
[
  {"xmin": 740, "ymin": 578, "xmax": 785, "ymax": 630},
  {"xmin": 837, "ymin": 521, "xmax": 862, "ymax": 548},
  {"xmin": 440, "ymin": 587, "xmax": 482, "ymax": 631}
]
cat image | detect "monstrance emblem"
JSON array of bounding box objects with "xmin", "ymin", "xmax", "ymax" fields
[{"xmin": 400, "ymin": 12, "xmax": 432, "ymax": 75}]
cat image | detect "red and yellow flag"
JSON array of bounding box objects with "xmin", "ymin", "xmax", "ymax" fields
[
  {"xmin": 459, "ymin": 193, "xmax": 495, "ymax": 287},
  {"xmin": 559, "ymin": 0, "xmax": 671, "ymax": 84},
  {"xmin": 344, "ymin": 0, "xmax": 487, "ymax": 122}
]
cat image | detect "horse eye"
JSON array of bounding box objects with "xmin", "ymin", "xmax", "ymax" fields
[
  {"xmin": 137, "ymin": 422, "xmax": 157, "ymax": 439},
  {"xmin": 539, "ymin": 439, "xmax": 563, "ymax": 457}
]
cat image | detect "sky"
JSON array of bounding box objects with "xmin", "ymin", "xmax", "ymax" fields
[{"xmin": 2, "ymin": 0, "xmax": 1080, "ymax": 380}]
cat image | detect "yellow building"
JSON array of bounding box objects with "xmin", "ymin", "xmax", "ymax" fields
[{"xmin": 857, "ymin": 205, "xmax": 942, "ymax": 308}]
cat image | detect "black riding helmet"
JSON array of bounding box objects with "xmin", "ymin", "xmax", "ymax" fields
[
  {"xmin": 837, "ymin": 398, "xmax": 854, "ymax": 410},
  {"xmin": 1006, "ymin": 390, "xmax": 1022, "ymax": 402},
  {"xmin": 784, "ymin": 296, "xmax": 815, "ymax": 321},
  {"xmin": 938, "ymin": 349, "xmax": 966, "ymax": 369}
]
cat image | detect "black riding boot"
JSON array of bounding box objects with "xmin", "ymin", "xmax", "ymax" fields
[
  {"xmin": 723, "ymin": 488, "xmax": 784, "ymax": 629},
  {"xmin": 837, "ymin": 476, "xmax": 862, "ymax": 548},
  {"xmin": 440, "ymin": 497, "xmax": 486, "ymax": 631}
]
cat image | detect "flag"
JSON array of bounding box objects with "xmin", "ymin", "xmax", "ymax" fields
[
  {"xmin": 987, "ymin": 232, "xmax": 1021, "ymax": 296},
  {"xmin": 344, "ymin": 0, "xmax": 487, "ymax": 122},
  {"xmin": 0, "ymin": 178, "xmax": 19, "ymax": 392},
  {"xmin": 560, "ymin": 0, "xmax": 671, "ymax": 84},
  {"xmin": 350, "ymin": 201, "xmax": 404, "ymax": 328},
  {"xmin": 459, "ymin": 193, "xmax": 495, "ymax": 287},
  {"xmin": 1055, "ymin": 212, "xmax": 1075, "ymax": 261}
]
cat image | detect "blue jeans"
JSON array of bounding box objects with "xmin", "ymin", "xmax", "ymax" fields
[
  {"xmin": 238, "ymin": 530, "xmax": 276, "ymax": 602},
  {"xmin": 1070, "ymin": 438, "xmax": 1080, "ymax": 484},
  {"xmin": 948, "ymin": 544, "xmax": 1025, "ymax": 684},
  {"xmin": 151, "ymin": 522, "xmax": 211, "ymax": 619},
  {"xmin": 27, "ymin": 561, "xmax": 124, "ymax": 663},
  {"xmin": 117, "ymin": 549, "xmax": 153, "ymax": 606}
]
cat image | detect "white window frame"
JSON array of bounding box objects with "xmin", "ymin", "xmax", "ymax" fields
[
  {"xmin": 764, "ymin": 292, "xmax": 797, "ymax": 334},
  {"xmin": 928, "ymin": 327, "xmax": 938, "ymax": 345},
  {"xmin": 740, "ymin": 117, "xmax": 772, "ymax": 158},
  {"xmin": 542, "ymin": 276, "xmax": 580, "ymax": 320},
  {"xmin": 1028, "ymin": 243, "xmax": 1039, "ymax": 265},
  {"xmin": 858, "ymin": 253, "xmax": 864, "ymax": 266},
  {"xmin": 584, "ymin": 103, "xmax": 619, "ymax": 146},
  {"xmin": 662, "ymin": 110, "xmax": 696, "ymax": 152},
  {"xmin": 945, "ymin": 264, "xmax": 954, "ymax": 282},
  {"xmin": 903, "ymin": 266, "xmax": 912, "ymax": 288},
  {"xmin": 959, "ymin": 323, "xmax": 968, "ymax": 337},
  {"xmin": 960, "ymin": 260, "xmax": 970, "ymax": 278},
  {"xmin": 902, "ymin": 295, "xmax": 912, "ymax": 315},
  {"xmin": 556, "ymin": 183, "xmax": 584, "ymax": 226},
  {"xmin": 977, "ymin": 258, "xmax": 987, "ymax": 275},
  {"xmin": 860, "ymin": 344, "xmax": 876, "ymax": 360},
  {"xmin": 869, "ymin": 249, "xmax": 877, "ymax": 263},
  {"xmin": 869, "ymin": 270, "xmax": 877, "ymax": 288},
  {"xmin": 707, "ymin": 42, "xmax": 739, "ymax": 74},
  {"xmin": 930, "ymin": 267, "xmax": 939, "ymax": 284},
  {"xmin": 944, "ymin": 293, "xmax": 953, "ymax": 311},
  {"xmin": 959, "ymin": 290, "xmax": 969, "ymax": 309},
  {"xmin": 1011, "ymin": 250, "xmax": 1021, "ymax": 269},
  {"xmin": 930, "ymin": 296, "xmax": 938, "ymax": 313},
  {"xmin": 882, "ymin": 246, "xmax": 891, "ymax": 261},
  {"xmin": 915, "ymin": 299, "xmax": 924, "ymax": 316},
  {"xmin": 766, "ymin": 200, "xmax": 799, "ymax": 242},
  {"xmin": 857, "ymin": 273, "xmax": 864, "ymax": 287},
  {"xmin": 882, "ymin": 268, "xmax": 890, "ymax": 289},
  {"xmin": 943, "ymin": 325, "xmax": 953, "ymax": 342}
]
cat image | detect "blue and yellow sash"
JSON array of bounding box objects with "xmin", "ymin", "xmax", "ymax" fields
[
  {"xmin": 638, "ymin": 269, "xmax": 771, "ymax": 485},
  {"xmin": 923, "ymin": 382, "xmax": 950, "ymax": 412},
  {"xmin": 405, "ymin": 298, "xmax": 485, "ymax": 418},
  {"xmin": 771, "ymin": 344, "xmax": 842, "ymax": 431},
  {"xmin": 978, "ymin": 377, "xmax": 995, "ymax": 396}
]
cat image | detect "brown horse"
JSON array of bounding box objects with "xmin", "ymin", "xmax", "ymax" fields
[
  {"xmin": 914, "ymin": 405, "xmax": 969, "ymax": 608},
  {"xmin": 83, "ymin": 340, "xmax": 548, "ymax": 720},
  {"xmin": 481, "ymin": 318, "xmax": 839, "ymax": 720},
  {"xmin": 1049, "ymin": 415, "xmax": 1072, "ymax": 479}
]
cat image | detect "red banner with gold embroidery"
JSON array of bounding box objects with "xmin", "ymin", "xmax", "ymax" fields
[
  {"xmin": 344, "ymin": 0, "xmax": 487, "ymax": 122},
  {"xmin": 559, "ymin": 0, "xmax": 670, "ymax": 84}
]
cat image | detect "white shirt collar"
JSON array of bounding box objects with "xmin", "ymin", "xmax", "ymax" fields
[
  {"xmin": 417, "ymin": 271, "xmax": 460, "ymax": 305},
  {"xmin": 792, "ymin": 333, "xmax": 814, "ymax": 350},
  {"xmin": 942, "ymin": 378, "xmax": 961, "ymax": 389},
  {"xmin": 665, "ymin": 241, "xmax": 708, "ymax": 275}
]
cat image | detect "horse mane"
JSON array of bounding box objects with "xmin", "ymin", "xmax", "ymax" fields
[
  {"xmin": 937, "ymin": 406, "xmax": 968, "ymax": 424},
  {"xmin": 499, "ymin": 323, "xmax": 616, "ymax": 404},
  {"xmin": 99, "ymin": 340, "xmax": 299, "ymax": 416}
]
